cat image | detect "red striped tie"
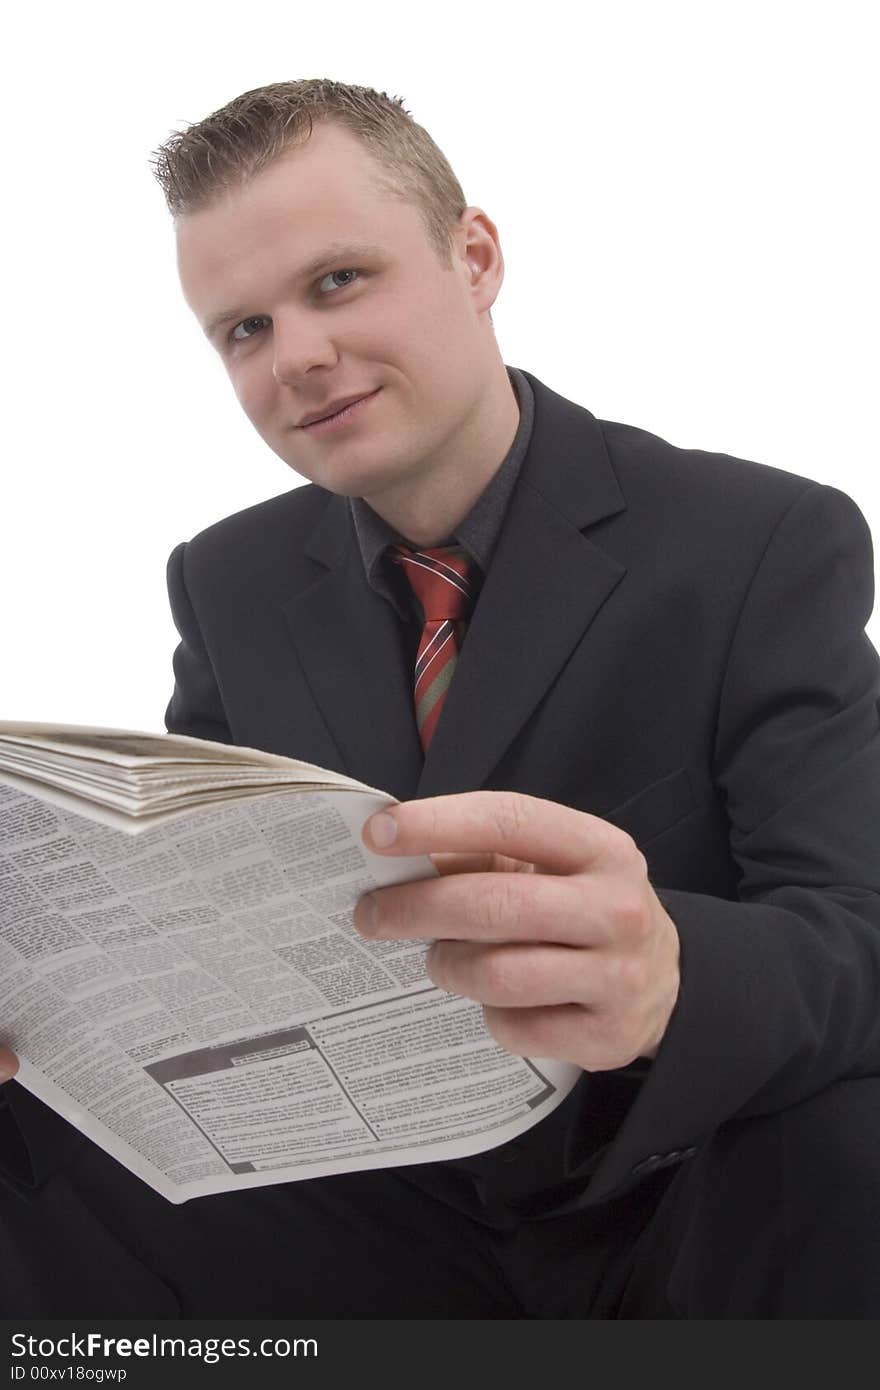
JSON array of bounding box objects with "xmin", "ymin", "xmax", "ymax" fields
[{"xmin": 388, "ymin": 544, "xmax": 476, "ymax": 751}]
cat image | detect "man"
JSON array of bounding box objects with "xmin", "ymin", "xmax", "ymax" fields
[{"xmin": 1, "ymin": 78, "xmax": 879, "ymax": 1317}]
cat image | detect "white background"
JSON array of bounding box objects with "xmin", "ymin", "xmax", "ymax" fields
[{"xmin": 4, "ymin": 0, "xmax": 878, "ymax": 732}]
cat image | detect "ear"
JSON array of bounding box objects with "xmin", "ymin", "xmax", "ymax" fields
[{"xmin": 455, "ymin": 207, "xmax": 505, "ymax": 315}]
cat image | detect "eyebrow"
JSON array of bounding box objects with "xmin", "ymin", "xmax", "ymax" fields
[{"xmin": 204, "ymin": 240, "xmax": 386, "ymax": 341}]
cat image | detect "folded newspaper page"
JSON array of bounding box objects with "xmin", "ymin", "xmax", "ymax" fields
[{"xmin": 0, "ymin": 722, "xmax": 580, "ymax": 1203}]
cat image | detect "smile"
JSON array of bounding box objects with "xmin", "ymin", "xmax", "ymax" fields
[{"xmin": 300, "ymin": 389, "xmax": 381, "ymax": 434}]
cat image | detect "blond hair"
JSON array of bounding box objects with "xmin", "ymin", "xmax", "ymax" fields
[{"xmin": 149, "ymin": 78, "xmax": 468, "ymax": 267}]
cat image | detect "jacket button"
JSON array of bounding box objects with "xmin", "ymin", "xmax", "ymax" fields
[
  {"xmin": 665, "ymin": 1147, "xmax": 698, "ymax": 1161},
  {"xmin": 631, "ymin": 1153, "xmax": 664, "ymax": 1176},
  {"xmin": 632, "ymin": 1147, "xmax": 696, "ymax": 1177}
]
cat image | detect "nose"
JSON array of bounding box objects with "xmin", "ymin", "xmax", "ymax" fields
[{"xmin": 271, "ymin": 310, "xmax": 339, "ymax": 383}]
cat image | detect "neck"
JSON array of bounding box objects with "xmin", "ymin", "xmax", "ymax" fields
[{"xmin": 362, "ymin": 363, "xmax": 520, "ymax": 546}]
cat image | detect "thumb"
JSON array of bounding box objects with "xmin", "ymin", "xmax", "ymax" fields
[{"xmin": 0, "ymin": 1047, "xmax": 19, "ymax": 1083}]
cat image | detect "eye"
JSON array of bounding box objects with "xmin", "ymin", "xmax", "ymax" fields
[
  {"xmin": 230, "ymin": 315, "xmax": 269, "ymax": 343},
  {"xmin": 318, "ymin": 268, "xmax": 360, "ymax": 294}
]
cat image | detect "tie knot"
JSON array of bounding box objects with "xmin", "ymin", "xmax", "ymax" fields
[{"xmin": 389, "ymin": 544, "xmax": 476, "ymax": 622}]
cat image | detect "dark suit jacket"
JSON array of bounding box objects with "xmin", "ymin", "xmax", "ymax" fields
[{"xmin": 4, "ymin": 368, "xmax": 880, "ymax": 1219}]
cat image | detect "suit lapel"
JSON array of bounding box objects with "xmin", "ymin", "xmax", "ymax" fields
[
  {"xmin": 417, "ymin": 373, "xmax": 627, "ymax": 796},
  {"xmin": 282, "ymin": 371, "xmax": 627, "ymax": 804},
  {"xmin": 282, "ymin": 498, "xmax": 424, "ymax": 802}
]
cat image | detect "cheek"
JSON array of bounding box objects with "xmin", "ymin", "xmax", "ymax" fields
[
  {"xmin": 231, "ymin": 362, "xmax": 275, "ymax": 425},
  {"xmin": 375, "ymin": 287, "xmax": 440, "ymax": 353}
]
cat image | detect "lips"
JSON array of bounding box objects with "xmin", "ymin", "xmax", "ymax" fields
[{"xmin": 298, "ymin": 391, "xmax": 376, "ymax": 428}]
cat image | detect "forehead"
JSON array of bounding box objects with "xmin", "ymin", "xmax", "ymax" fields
[{"xmin": 175, "ymin": 123, "xmax": 429, "ymax": 318}]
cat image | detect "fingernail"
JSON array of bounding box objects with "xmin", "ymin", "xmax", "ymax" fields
[{"xmin": 368, "ymin": 812, "xmax": 398, "ymax": 848}]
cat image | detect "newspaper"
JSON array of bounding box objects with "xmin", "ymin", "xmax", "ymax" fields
[{"xmin": 0, "ymin": 723, "xmax": 579, "ymax": 1203}]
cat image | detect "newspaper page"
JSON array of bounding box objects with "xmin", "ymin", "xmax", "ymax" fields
[
  {"xmin": 0, "ymin": 720, "xmax": 387, "ymax": 819},
  {"xmin": 0, "ymin": 777, "xmax": 579, "ymax": 1203}
]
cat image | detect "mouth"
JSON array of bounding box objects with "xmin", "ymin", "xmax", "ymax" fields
[{"xmin": 298, "ymin": 389, "xmax": 381, "ymax": 432}]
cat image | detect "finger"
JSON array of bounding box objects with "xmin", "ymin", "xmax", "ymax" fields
[
  {"xmin": 427, "ymin": 940, "xmax": 594, "ymax": 1007},
  {"xmin": 482, "ymin": 1002, "xmax": 633, "ymax": 1071},
  {"xmin": 0, "ymin": 1047, "xmax": 20, "ymax": 1082},
  {"xmin": 363, "ymin": 790, "xmax": 629, "ymax": 874},
  {"xmin": 430, "ymin": 850, "xmax": 536, "ymax": 877},
  {"xmin": 354, "ymin": 870, "xmax": 612, "ymax": 946}
]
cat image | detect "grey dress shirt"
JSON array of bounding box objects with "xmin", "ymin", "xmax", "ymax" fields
[{"xmin": 349, "ymin": 366, "xmax": 535, "ymax": 632}]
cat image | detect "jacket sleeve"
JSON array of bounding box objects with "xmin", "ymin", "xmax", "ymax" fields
[
  {"xmin": 164, "ymin": 541, "xmax": 234, "ymax": 745},
  {"xmin": 572, "ymin": 482, "xmax": 880, "ymax": 1204}
]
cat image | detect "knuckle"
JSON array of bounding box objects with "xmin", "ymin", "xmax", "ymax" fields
[
  {"xmin": 599, "ymin": 1043, "xmax": 641, "ymax": 1072},
  {"xmin": 615, "ymin": 830, "xmax": 645, "ymax": 871},
  {"xmin": 471, "ymin": 873, "xmax": 523, "ymax": 936},
  {"xmin": 632, "ymin": 845, "xmax": 650, "ymax": 880},
  {"xmin": 611, "ymin": 889, "xmax": 649, "ymax": 939},
  {"xmin": 584, "ymin": 1013, "xmax": 640, "ymax": 1071},
  {"xmin": 428, "ymin": 799, "xmax": 447, "ymax": 845},
  {"xmin": 612, "ymin": 951, "xmax": 651, "ymax": 998},
  {"xmin": 481, "ymin": 948, "xmax": 523, "ymax": 1001},
  {"xmin": 599, "ymin": 821, "xmax": 642, "ymax": 866},
  {"xmin": 589, "ymin": 814, "xmax": 620, "ymax": 857},
  {"xmin": 491, "ymin": 791, "xmax": 533, "ymax": 843}
]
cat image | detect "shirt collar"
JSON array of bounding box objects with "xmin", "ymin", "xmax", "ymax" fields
[{"xmin": 349, "ymin": 365, "xmax": 535, "ymax": 602}]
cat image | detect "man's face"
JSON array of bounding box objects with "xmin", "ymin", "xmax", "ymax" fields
[{"xmin": 175, "ymin": 122, "xmax": 500, "ymax": 507}]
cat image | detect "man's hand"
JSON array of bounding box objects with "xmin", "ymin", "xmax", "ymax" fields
[{"xmin": 353, "ymin": 791, "xmax": 681, "ymax": 1071}]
